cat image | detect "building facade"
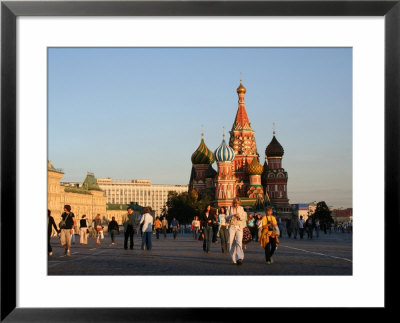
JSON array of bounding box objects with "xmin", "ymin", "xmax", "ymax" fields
[
  {"xmin": 96, "ymin": 178, "xmax": 188, "ymax": 217},
  {"xmin": 291, "ymin": 203, "xmax": 310, "ymax": 220},
  {"xmin": 188, "ymin": 82, "xmax": 291, "ymax": 216},
  {"xmin": 332, "ymin": 208, "xmax": 353, "ymax": 223},
  {"xmin": 48, "ymin": 161, "xmax": 107, "ymax": 226}
]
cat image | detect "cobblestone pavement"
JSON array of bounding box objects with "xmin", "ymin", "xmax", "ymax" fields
[{"xmin": 48, "ymin": 232, "xmax": 352, "ymax": 275}]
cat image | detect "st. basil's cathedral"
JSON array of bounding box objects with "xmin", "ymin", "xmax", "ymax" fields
[{"xmin": 188, "ymin": 82, "xmax": 291, "ymax": 217}]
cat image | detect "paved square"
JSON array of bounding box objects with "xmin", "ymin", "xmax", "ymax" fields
[{"xmin": 48, "ymin": 232, "xmax": 352, "ymax": 275}]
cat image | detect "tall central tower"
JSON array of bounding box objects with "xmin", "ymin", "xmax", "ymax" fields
[{"xmin": 229, "ymin": 82, "xmax": 258, "ymax": 197}]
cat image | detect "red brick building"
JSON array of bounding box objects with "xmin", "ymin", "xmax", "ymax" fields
[
  {"xmin": 332, "ymin": 208, "xmax": 353, "ymax": 222},
  {"xmin": 189, "ymin": 82, "xmax": 290, "ymax": 215}
]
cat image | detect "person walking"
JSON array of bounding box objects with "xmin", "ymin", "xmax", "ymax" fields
[
  {"xmin": 298, "ymin": 216, "xmax": 305, "ymax": 239},
  {"xmin": 79, "ymin": 214, "xmax": 89, "ymax": 245},
  {"xmin": 201, "ymin": 205, "xmax": 213, "ymax": 253},
  {"xmin": 226, "ymin": 197, "xmax": 246, "ymax": 265},
  {"xmin": 306, "ymin": 217, "xmax": 314, "ymax": 240},
  {"xmin": 171, "ymin": 217, "xmax": 180, "ymax": 240},
  {"xmin": 154, "ymin": 216, "xmax": 162, "ymax": 239},
  {"xmin": 48, "ymin": 209, "xmax": 60, "ymax": 256},
  {"xmin": 139, "ymin": 208, "xmax": 154, "ymax": 250},
  {"xmin": 322, "ymin": 222, "xmax": 327, "ymax": 235},
  {"xmin": 192, "ymin": 216, "xmax": 200, "ymax": 240},
  {"xmin": 247, "ymin": 213, "xmax": 257, "ymax": 242},
  {"xmin": 315, "ymin": 218, "xmax": 320, "ymax": 238},
  {"xmin": 108, "ymin": 216, "xmax": 119, "ymax": 245},
  {"xmin": 122, "ymin": 206, "xmax": 136, "ymax": 250},
  {"xmin": 260, "ymin": 206, "xmax": 279, "ymax": 264},
  {"xmin": 137, "ymin": 213, "xmax": 143, "ymax": 238},
  {"xmin": 70, "ymin": 227, "xmax": 76, "ymax": 245},
  {"xmin": 278, "ymin": 217, "xmax": 285, "ymax": 239},
  {"xmin": 212, "ymin": 209, "xmax": 219, "ymax": 244},
  {"xmin": 218, "ymin": 207, "xmax": 229, "ymax": 253},
  {"xmin": 242, "ymin": 211, "xmax": 251, "ymax": 251},
  {"xmin": 286, "ymin": 218, "xmax": 293, "ymax": 238},
  {"xmin": 256, "ymin": 213, "xmax": 263, "ymax": 242},
  {"xmin": 59, "ymin": 205, "xmax": 76, "ymax": 257},
  {"xmin": 162, "ymin": 216, "xmax": 168, "ymax": 238},
  {"xmin": 291, "ymin": 214, "xmax": 299, "ymax": 239},
  {"xmin": 90, "ymin": 219, "xmax": 97, "ymax": 238},
  {"xmin": 94, "ymin": 214, "xmax": 104, "ymax": 246}
]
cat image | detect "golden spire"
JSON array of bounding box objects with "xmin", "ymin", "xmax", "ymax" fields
[{"xmin": 237, "ymin": 74, "xmax": 246, "ymax": 94}]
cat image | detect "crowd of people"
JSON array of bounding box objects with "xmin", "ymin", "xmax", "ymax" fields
[
  {"xmin": 277, "ymin": 216, "xmax": 352, "ymax": 238},
  {"xmin": 48, "ymin": 202, "xmax": 351, "ymax": 266},
  {"xmin": 48, "ymin": 205, "xmax": 155, "ymax": 256},
  {"xmin": 194, "ymin": 198, "xmax": 279, "ymax": 265}
]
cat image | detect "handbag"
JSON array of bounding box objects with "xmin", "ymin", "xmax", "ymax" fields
[
  {"xmin": 59, "ymin": 213, "xmax": 69, "ymax": 229},
  {"xmin": 96, "ymin": 225, "xmax": 102, "ymax": 232}
]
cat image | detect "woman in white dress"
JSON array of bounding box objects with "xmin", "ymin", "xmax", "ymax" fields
[{"xmin": 226, "ymin": 197, "xmax": 246, "ymax": 265}]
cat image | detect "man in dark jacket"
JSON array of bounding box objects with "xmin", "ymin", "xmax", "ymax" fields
[
  {"xmin": 306, "ymin": 217, "xmax": 314, "ymax": 240},
  {"xmin": 108, "ymin": 216, "xmax": 119, "ymax": 245},
  {"xmin": 200, "ymin": 205, "xmax": 213, "ymax": 253},
  {"xmin": 48, "ymin": 209, "xmax": 60, "ymax": 256}
]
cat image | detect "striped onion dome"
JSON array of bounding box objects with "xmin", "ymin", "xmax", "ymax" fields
[
  {"xmin": 247, "ymin": 157, "xmax": 264, "ymax": 175},
  {"xmin": 214, "ymin": 138, "xmax": 235, "ymax": 162},
  {"xmin": 191, "ymin": 138, "xmax": 215, "ymax": 165},
  {"xmin": 265, "ymin": 135, "xmax": 284, "ymax": 158}
]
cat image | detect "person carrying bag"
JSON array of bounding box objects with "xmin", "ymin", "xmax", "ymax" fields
[{"xmin": 260, "ymin": 206, "xmax": 279, "ymax": 265}]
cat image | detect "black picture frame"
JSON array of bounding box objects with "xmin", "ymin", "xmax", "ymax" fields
[{"xmin": 1, "ymin": 0, "xmax": 398, "ymax": 321}]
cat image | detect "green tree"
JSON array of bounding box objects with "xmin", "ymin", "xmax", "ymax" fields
[
  {"xmin": 162, "ymin": 191, "xmax": 211, "ymax": 225},
  {"xmin": 312, "ymin": 201, "xmax": 334, "ymax": 226}
]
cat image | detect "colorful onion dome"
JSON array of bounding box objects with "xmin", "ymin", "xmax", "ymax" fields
[
  {"xmin": 191, "ymin": 137, "xmax": 215, "ymax": 165},
  {"xmin": 214, "ymin": 137, "xmax": 235, "ymax": 162},
  {"xmin": 265, "ymin": 135, "xmax": 284, "ymax": 158},
  {"xmin": 247, "ymin": 157, "xmax": 264, "ymax": 175},
  {"xmin": 205, "ymin": 165, "xmax": 217, "ymax": 178},
  {"xmin": 237, "ymin": 82, "xmax": 246, "ymax": 94}
]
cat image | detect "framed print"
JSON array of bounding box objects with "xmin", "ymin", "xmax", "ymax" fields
[{"xmin": 1, "ymin": 0, "xmax": 398, "ymax": 321}]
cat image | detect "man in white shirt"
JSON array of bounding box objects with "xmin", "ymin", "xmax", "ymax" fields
[
  {"xmin": 298, "ymin": 216, "xmax": 305, "ymax": 239},
  {"xmin": 139, "ymin": 208, "xmax": 154, "ymax": 250}
]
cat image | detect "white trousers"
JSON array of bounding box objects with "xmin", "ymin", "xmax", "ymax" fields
[
  {"xmin": 80, "ymin": 228, "xmax": 88, "ymax": 244},
  {"xmin": 228, "ymin": 226, "xmax": 244, "ymax": 263}
]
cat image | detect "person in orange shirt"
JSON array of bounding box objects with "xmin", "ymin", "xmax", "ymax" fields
[
  {"xmin": 261, "ymin": 206, "xmax": 279, "ymax": 264},
  {"xmin": 154, "ymin": 216, "xmax": 162, "ymax": 240}
]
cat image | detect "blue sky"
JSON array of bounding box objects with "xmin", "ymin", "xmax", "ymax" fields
[{"xmin": 48, "ymin": 48, "xmax": 352, "ymax": 208}]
